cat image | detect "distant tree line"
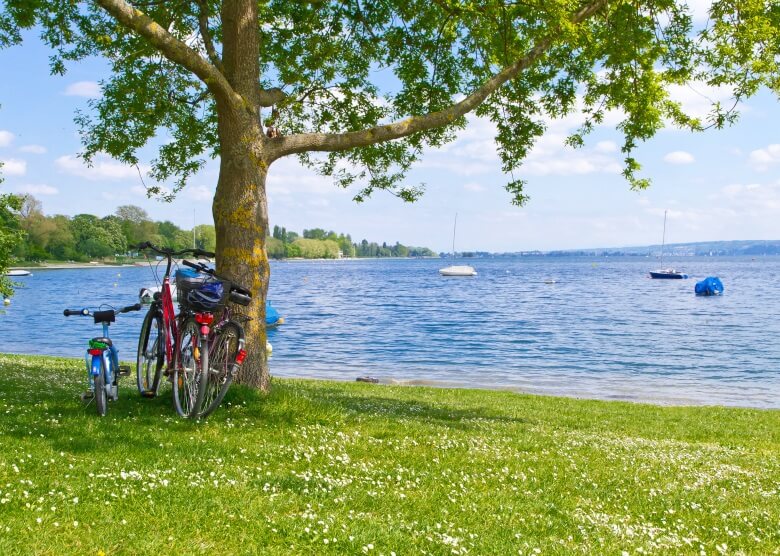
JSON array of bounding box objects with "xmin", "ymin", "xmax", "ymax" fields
[
  {"xmin": 267, "ymin": 226, "xmax": 435, "ymax": 259},
  {"xmin": 6, "ymin": 195, "xmax": 435, "ymax": 263},
  {"xmin": 11, "ymin": 196, "xmax": 215, "ymax": 261}
]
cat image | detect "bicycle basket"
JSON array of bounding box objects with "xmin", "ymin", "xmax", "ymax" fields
[{"xmin": 175, "ymin": 268, "xmax": 229, "ymax": 312}]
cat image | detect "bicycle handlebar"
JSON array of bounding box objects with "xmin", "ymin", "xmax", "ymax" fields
[
  {"xmin": 63, "ymin": 303, "xmax": 142, "ymax": 317},
  {"xmin": 132, "ymin": 241, "xmax": 215, "ymax": 259}
]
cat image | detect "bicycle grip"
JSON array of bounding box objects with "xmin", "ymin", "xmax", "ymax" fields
[
  {"xmin": 64, "ymin": 308, "xmax": 88, "ymax": 317},
  {"xmin": 121, "ymin": 303, "xmax": 143, "ymax": 313},
  {"xmin": 132, "ymin": 241, "xmax": 151, "ymax": 250},
  {"xmin": 193, "ymin": 248, "xmax": 215, "ymax": 258}
]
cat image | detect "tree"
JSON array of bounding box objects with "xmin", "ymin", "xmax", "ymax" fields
[
  {"xmin": 193, "ymin": 224, "xmax": 216, "ymax": 252},
  {"xmin": 0, "ymin": 192, "xmax": 23, "ymax": 298},
  {"xmin": 2, "ymin": 1, "xmax": 777, "ymax": 390}
]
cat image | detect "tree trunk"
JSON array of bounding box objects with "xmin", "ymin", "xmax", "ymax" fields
[
  {"xmin": 213, "ymin": 109, "xmax": 270, "ymax": 391},
  {"xmin": 212, "ymin": 0, "xmax": 270, "ymax": 391}
]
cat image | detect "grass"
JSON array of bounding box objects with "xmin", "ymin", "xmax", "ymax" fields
[{"xmin": 0, "ymin": 353, "xmax": 778, "ymax": 555}]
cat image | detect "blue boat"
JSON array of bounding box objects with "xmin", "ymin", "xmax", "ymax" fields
[
  {"xmin": 695, "ymin": 276, "xmax": 724, "ymax": 296},
  {"xmin": 266, "ymin": 301, "xmax": 284, "ymax": 328}
]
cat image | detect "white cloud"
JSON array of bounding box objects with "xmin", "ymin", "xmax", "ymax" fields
[
  {"xmin": 748, "ymin": 144, "xmax": 780, "ymax": 172},
  {"xmin": 595, "ymin": 141, "xmax": 618, "ymax": 153},
  {"xmin": 266, "ymin": 157, "xmax": 348, "ymax": 196},
  {"xmin": 667, "ymin": 83, "xmax": 736, "ymax": 121},
  {"xmin": 0, "ymin": 158, "xmax": 27, "ymax": 176},
  {"xmin": 687, "ymin": 0, "xmax": 714, "ymax": 24},
  {"xmin": 715, "ymin": 180, "xmax": 780, "ymax": 211},
  {"xmin": 56, "ymin": 154, "xmax": 148, "ymax": 181},
  {"xmin": 663, "ymin": 151, "xmax": 695, "ymax": 165},
  {"xmin": 523, "ymin": 154, "xmax": 622, "ymax": 176},
  {"xmin": 16, "ymin": 183, "xmax": 58, "ymax": 196},
  {"xmin": 422, "ymin": 107, "xmax": 624, "ymax": 179},
  {"xmin": 19, "ymin": 144, "xmax": 47, "ymax": 154},
  {"xmin": 463, "ymin": 182, "xmax": 486, "ymax": 192},
  {"xmin": 185, "ymin": 185, "xmax": 214, "ymax": 201},
  {"xmin": 0, "ymin": 130, "xmax": 13, "ymax": 147},
  {"xmin": 63, "ymin": 81, "xmax": 102, "ymax": 98}
]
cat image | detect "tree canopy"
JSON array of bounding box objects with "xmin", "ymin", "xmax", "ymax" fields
[{"xmin": 2, "ymin": 0, "xmax": 777, "ymax": 202}]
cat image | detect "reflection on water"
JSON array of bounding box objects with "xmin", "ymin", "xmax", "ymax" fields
[{"xmin": 2, "ymin": 256, "xmax": 779, "ymax": 408}]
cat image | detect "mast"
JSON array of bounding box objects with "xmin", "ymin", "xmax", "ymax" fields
[
  {"xmin": 660, "ymin": 209, "xmax": 667, "ymax": 264},
  {"xmin": 451, "ymin": 212, "xmax": 458, "ymax": 258}
]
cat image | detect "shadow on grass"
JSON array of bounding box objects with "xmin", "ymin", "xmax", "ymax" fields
[{"xmin": 222, "ymin": 380, "xmax": 530, "ymax": 432}]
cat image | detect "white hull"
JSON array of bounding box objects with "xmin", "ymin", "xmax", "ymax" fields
[
  {"xmin": 5, "ymin": 270, "xmax": 31, "ymax": 277},
  {"xmin": 439, "ymin": 265, "xmax": 477, "ymax": 277}
]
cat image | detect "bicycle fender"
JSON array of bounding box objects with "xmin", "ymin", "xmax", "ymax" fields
[{"xmin": 90, "ymin": 355, "xmax": 102, "ymax": 377}]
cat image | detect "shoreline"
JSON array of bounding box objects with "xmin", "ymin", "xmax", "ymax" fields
[
  {"xmin": 2, "ymin": 350, "xmax": 776, "ymax": 410},
  {"xmin": 10, "ymin": 263, "xmax": 135, "ymax": 270}
]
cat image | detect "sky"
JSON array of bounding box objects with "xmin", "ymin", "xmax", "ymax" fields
[{"xmin": 1, "ymin": 17, "xmax": 779, "ymax": 253}]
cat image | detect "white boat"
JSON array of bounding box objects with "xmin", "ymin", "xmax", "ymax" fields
[
  {"xmin": 439, "ymin": 213, "xmax": 476, "ymax": 277},
  {"xmin": 649, "ymin": 210, "xmax": 687, "ymax": 279},
  {"xmin": 5, "ymin": 270, "xmax": 31, "ymax": 277},
  {"xmin": 439, "ymin": 265, "xmax": 477, "ymax": 277}
]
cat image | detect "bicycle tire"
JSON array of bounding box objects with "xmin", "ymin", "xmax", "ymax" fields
[
  {"xmin": 136, "ymin": 309, "xmax": 164, "ymax": 397},
  {"xmin": 173, "ymin": 317, "xmax": 202, "ymax": 418},
  {"xmin": 95, "ymin": 360, "xmax": 107, "ymax": 417},
  {"xmin": 199, "ymin": 320, "xmax": 244, "ymax": 419}
]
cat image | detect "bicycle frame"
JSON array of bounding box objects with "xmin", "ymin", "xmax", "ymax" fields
[
  {"xmin": 159, "ymin": 275, "xmax": 178, "ymax": 369},
  {"xmin": 86, "ymin": 319, "xmax": 119, "ymax": 398}
]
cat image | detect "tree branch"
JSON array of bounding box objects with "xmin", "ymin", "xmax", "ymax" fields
[
  {"xmin": 197, "ymin": 0, "xmax": 224, "ymax": 74},
  {"xmin": 95, "ymin": 0, "xmax": 241, "ymax": 109},
  {"xmin": 270, "ymin": 0, "xmax": 609, "ymax": 160}
]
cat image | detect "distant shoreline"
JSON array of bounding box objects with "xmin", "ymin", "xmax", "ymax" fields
[
  {"xmin": 10, "ymin": 262, "xmax": 134, "ymax": 271},
  {"xmin": 11, "ymin": 256, "xmax": 442, "ymax": 270}
]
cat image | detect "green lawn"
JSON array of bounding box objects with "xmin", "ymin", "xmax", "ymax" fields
[{"xmin": 0, "ymin": 353, "xmax": 778, "ymax": 555}]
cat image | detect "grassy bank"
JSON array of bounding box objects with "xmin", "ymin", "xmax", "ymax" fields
[{"xmin": 0, "ymin": 353, "xmax": 778, "ymax": 555}]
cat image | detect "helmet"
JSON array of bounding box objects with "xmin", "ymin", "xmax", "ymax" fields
[{"xmin": 186, "ymin": 280, "xmax": 224, "ymax": 311}]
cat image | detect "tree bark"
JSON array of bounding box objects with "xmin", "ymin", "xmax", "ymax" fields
[{"xmin": 212, "ymin": 110, "xmax": 271, "ymax": 391}]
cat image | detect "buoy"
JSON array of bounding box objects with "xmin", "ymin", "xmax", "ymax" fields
[
  {"xmin": 3, "ymin": 298, "xmax": 10, "ymax": 306},
  {"xmin": 266, "ymin": 341, "xmax": 273, "ymax": 357}
]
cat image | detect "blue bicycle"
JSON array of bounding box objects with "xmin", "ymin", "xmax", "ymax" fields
[{"xmin": 64, "ymin": 302, "xmax": 141, "ymax": 416}]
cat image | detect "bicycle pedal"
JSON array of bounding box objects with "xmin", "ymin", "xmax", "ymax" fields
[
  {"xmin": 118, "ymin": 365, "xmax": 132, "ymax": 377},
  {"xmin": 79, "ymin": 390, "xmax": 94, "ymax": 402},
  {"xmin": 140, "ymin": 391, "xmax": 156, "ymax": 398}
]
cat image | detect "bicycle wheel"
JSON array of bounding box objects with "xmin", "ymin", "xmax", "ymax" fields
[
  {"xmin": 199, "ymin": 320, "xmax": 244, "ymax": 419},
  {"xmin": 137, "ymin": 309, "xmax": 164, "ymax": 397},
  {"xmin": 173, "ymin": 317, "xmax": 203, "ymax": 418},
  {"xmin": 94, "ymin": 361, "xmax": 107, "ymax": 417}
]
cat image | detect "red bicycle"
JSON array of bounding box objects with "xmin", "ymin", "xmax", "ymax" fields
[
  {"xmin": 134, "ymin": 242, "xmax": 213, "ymax": 417},
  {"xmin": 134, "ymin": 242, "xmax": 250, "ymax": 418}
]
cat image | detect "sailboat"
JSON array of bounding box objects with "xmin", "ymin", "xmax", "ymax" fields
[
  {"xmin": 439, "ymin": 213, "xmax": 477, "ymax": 276},
  {"xmin": 649, "ymin": 210, "xmax": 688, "ymax": 279}
]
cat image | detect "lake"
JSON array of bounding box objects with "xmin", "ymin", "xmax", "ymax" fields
[{"xmin": 2, "ymin": 256, "xmax": 779, "ymax": 408}]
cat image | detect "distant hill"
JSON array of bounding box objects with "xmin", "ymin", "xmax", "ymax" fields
[{"xmin": 545, "ymin": 240, "xmax": 780, "ymax": 257}]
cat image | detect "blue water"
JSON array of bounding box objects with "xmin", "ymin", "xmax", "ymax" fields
[{"xmin": 2, "ymin": 257, "xmax": 779, "ymax": 408}]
